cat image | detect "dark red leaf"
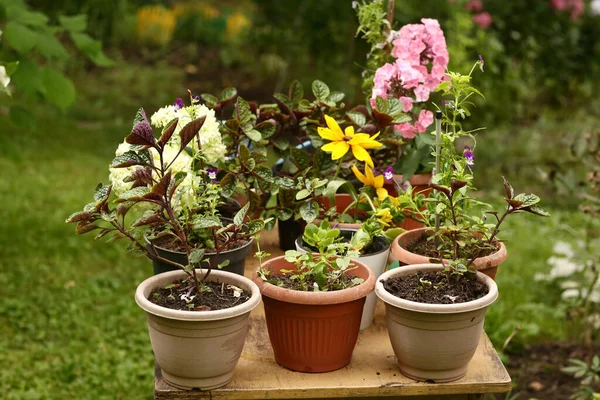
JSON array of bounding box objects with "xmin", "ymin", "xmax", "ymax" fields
[
  {"xmin": 157, "ymin": 118, "xmax": 178, "ymax": 148},
  {"xmin": 179, "ymin": 116, "xmax": 206, "ymax": 150},
  {"xmin": 152, "ymin": 170, "xmax": 171, "ymax": 197},
  {"xmin": 126, "ymin": 122, "xmax": 156, "ymax": 147}
]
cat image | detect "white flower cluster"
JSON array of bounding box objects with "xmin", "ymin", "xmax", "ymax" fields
[{"xmin": 150, "ymin": 103, "xmax": 226, "ymax": 165}]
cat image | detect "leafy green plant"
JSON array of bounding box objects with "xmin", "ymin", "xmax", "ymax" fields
[
  {"xmin": 562, "ymin": 356, "xmax": 600, "ymax": 400},
  {"xmin": 0, "ymin": 0, "xmax": 113, "ymax": 125}
]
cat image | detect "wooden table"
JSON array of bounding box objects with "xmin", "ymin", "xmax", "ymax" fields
[{"xmin": 154, "ymin": 226, "xmax": 512, "ymax": 400}]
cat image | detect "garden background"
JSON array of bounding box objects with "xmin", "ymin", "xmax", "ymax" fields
[{"xmin": 1, "ymin": 0, "xmax": 599, "ymax": 398}]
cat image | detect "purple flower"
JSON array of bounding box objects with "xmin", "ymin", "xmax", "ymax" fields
[
  {"xmin": 463, "ymin": 146, "xmax": 475, "ymax": 167},
  {"xmin": 384, "ymin": 166, "xmax": 394, "ymax": 181},
  {"xmin": 173, "ymin": 97, "xmax": 185, "ymax": 109},
  {"xmin": 192, "ymin": 95, "xmax": 201, "ymax": 103},
  {"xmin": 478, "ymin": 54, "xmax": 485, "ymax": 72},
  {"xmin": 206, "ymin": 168, "xmax": 218, "ymax": 181}
]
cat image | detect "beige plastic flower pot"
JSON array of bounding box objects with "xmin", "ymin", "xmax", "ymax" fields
[
  {"xmin": 295, "ymin": 231, "xmax": 390, "ymax": 330},
  {"xmin": 135, "ymin": 269, "xmax": 261, "ymax": 390},
  {"xmin": 389, "ymin": 228, "xmax": 507, "ymax": 279},
  {"xmin": 375, "ymin": 263, "xmax": 498, "ymax": 382}
]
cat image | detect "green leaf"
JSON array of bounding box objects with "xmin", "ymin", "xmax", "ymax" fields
[
  {"xmin": 513, "ymin": 193, "xmax": 540, "ymax": 208},
  {"xmin": 193, "ymin": 216, "xmax": 222, "ymax": 229},
  {"xmin": 189, "ymin": 248, "xmax": 205, "ymax": 264},
  {"xmin": 290, "ymin": 147, "xmax": 310, "ymax": 170},
  {"xmin": 35, "ymin": 34, "xmax": 69, "ymax": 60},
  {"xmin": 117, "ymin": 187, "xmax": 148, "ymax": 202},
  {"xmin": 110, "ymin": 151, "xmax": 149, "ymax": 168},
  {"xmin": 276, "ymin": 208, "xmax": 293, "ymax": 221},
  {"xmin": 312, "ymin": 80, "xmax": 330, "ymax": 100},
  {"xmin": 375, "ymin": 96, "xmax": 388, "ymax": 113},
  {"xmin": 59, "ymin": 15, "xmax": 87, "ymax": 32},
  {"xmin": 3, "ymin": 61, "xmax": 19, "ymax": 76},
  {"xmin": 236, "ymin": 97, "xmax": 253, "ymax": 127},
  {"xmin": 391, "ymin": 114, "xmax": 413, "ymax": 124},
  {"xmin": 4, "ymin": 22, "xmax": 38, "ymax": 54},
  {"xmin": 219, "ymin": 87, "xmax": 237, "ymax": 102},
  {"xmin": 299, "ymin": 200, "xmax": 319, "ymax": 223},
  {"xmin": 234, "ymin": 202, "xmax": 250, "ymax": 226},
  {"xmin": 253, "ymin": 166, "xmax": 274, "ymax": 183},
  {"xmin": 346, "ymin": 111, "xmax": 366, "ymax": 127},
  {"xmin": 239, "ymin": 144, "xmax": 251, "ymax": 165},
  {"xmin": 16, "ymin": 10, "xmax": 49, "ymax": 27},
  {"xmin": 296, "ymin": 189, "xmax": 311, "ymax": 200},
  {"xmin": 273, "ymin": 176, "xmax": 295, "ymax": 189},
  {"xmin": 255, "ymin": 120, "xmax": 276, "ymax": 139},
  {"xmin": 273, "ymin": 93, "xmax": 293, "ymax": 110},
  {"xmin": 522, "ymin": 205, "xmax": 550, "ymax": 217},
  {"xmin": 272, "ymin": 137, "xmax": 289, "ymax": 151},
  {"xmin": 9, "ymin": 104, "xmax": 35, "ymax": 129},
  {"xmin": 201, "ymin": 93, "xmax": 218, "ymax": 108},
  {"xmin": 94, "ymin": 183, "xmax": 111, "ymax": 202},
  {"xmin": 41, "ymin": 68, "xmax": 76, "ymax": 111},
  {"xmin": 70, "ymin": 32, "xmax": 114, "ymax": 67},
  {"xmin": 246, "ymin": 220, "xmax": 265, "ymax": 235},
  {"xmin": 387, "ymin": 98, "xmax": 404, "ymax": 115},
  {"xmin": 220, "ymin": 173, "xmax": 238, "ymax": 197},
  {"xmin": 245, "ymin": 129, "xmax": 262, "ymax": 142},
  {"xmin": 289, "ymin": 80, "xmax": 303, "ymax": 103},
  {"xmin": 328, "ymin": 91, "xmax": 345, "ymax": 103}
]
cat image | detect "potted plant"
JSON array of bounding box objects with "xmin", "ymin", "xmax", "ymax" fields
[
  {"xmin": 294, "ymin": 219, "xmax": 390, "ymax": 330},
  {"xmin": 66, "ymin": 97, "xmax": 269, "ymax": 390},
  {"xmin": 375, "ymin": 58, "xmax": 550, "ymax": 382},
  {"xmin": 252, "ymin": 235, "xmax": 375, "ymax": 372}
]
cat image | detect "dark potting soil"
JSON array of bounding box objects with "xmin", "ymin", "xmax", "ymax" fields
[
  {"xmin": 383, "ymin": 271, "xmax": 489, "ymax": 304},
  {"xmin": 152, "ymin": 235, "xmax": 250, "ymax": 254},
  {"xmin": 148, "ymin": 279, "xmax": 250, "ymax": 311},
  {"xmin": 268, "ymin": 272, "xmax": 360, "ymax": 292},
  {"xmin": 406, "ymin": 234, "xmax": 499, "ymax": 260},
  {"xmin": 497, "ymin": 342, "xmax": 600, "ymax": 399}
]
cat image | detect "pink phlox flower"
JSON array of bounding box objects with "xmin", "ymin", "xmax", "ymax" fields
[
  {"xmin": 415, "ymin": 110, "xmax": 434, "ymax": 133},
  {"xmin": 473, "ymin": 12, "xmax": 493, "ymax": 29},
  {"xmin": 414, "ymin": 85, "xmax": 430, "ymax": 102},
  {"xmin": 394, "ymin": 122, "xmax": 417, "ymax": 139},
  {"xmin": 400, "ymin": 96, "xmax": 414, "ymax": 112}
]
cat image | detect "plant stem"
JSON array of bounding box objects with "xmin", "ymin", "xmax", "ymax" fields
[{"xmin": 333, "ymin": 158, "xmax": 344, "ymax": 180}]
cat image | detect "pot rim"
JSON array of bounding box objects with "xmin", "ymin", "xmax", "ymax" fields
[
  {"xmin": 375, "ymin": 263, "xmax": 498, "ymax": 314},
  {"xmin": 144, "ymin": 235, "xmax": 254, "ymax": 257},
  {"xmin": 252, "ymin": 255, "xmax": 375, "ymax": 305},
  {"xmin": 295, "ymin": 230, "xmax": 390, "ymax": 258},
  {"xmin": 392, "ymin": 227, "xmax": 507, "ymax": 268},
  {"xmin": 135, "ymin": 269, "xmax": 261, "ymax": 321}
]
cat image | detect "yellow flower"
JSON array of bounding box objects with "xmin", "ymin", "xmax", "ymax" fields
[
  {"xmin": 376, "ymin": 208, "xmax": 393, "ymax": 227},
  {"xmin": 318, "ymin": 115, "xmax": 382, "ymax": 167},
  {"xmin": 351, "ymin": 164, "xmax": 389, "ymax": 200}
]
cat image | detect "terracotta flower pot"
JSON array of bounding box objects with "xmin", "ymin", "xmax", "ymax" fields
[
  {"xmin": 146, "ymin": 236, "xmax": 253, "ymax": 276},
  {"xmin": 375, "ymin": 263, "xmax": 498, "ymax": 382},
  {"xmin": 135, "ymin": 269, "xmax": 261, "ymax": 390},
  {"xmin": 389, "ymin": 228, "xmax": 507, "ymax": 279},
  {"xmin": 387, "ymin": 173, "xmax": 432, "ymax": 232},
  {"xmin": 295, "ymin": 230, "xmax": 390, "ymax": 330},
  {"xmin": 252, "ymin": 256, "xmax": 375, "ymax": 372}
]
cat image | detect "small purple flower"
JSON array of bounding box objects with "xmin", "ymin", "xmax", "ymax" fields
[
  {"xmin": 384, "ymin": 166, "xmax": 394, "ymax": 181},
  {"xmin": 192, "ymin": 94, "xmax": 201, "ymax": 103},
  {"xmin": 483, "ymin": 214, "xmax": 487, "ymax": 221},
  {"xmin": 206, "ymin": 168, "xmax": 218, "ymax": 181},
  {"xmin": 463, "ymin": 146, "xmax": 475, "ymax": 167},
  {"xmin": 173, "ymin": 97, "xmax": 185, "ymax": 109},
  {"xmin": 442, "ymin": 99, "xmax": 455, "ymax": 109},
  {"xmin": 478, "ymin": 54, "xmax": 485, "ymax": 72}
]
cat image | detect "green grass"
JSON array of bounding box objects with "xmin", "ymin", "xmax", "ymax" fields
[{"xmin": 0, "ymin": 63, "xmax": 585, "ymax": 397}]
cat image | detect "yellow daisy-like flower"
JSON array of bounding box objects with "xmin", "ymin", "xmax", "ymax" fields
[
  {"xmin": 376, "ymin": 208, "xmax": 393, "ymax": 227},
  {"xmin": 318, "ymin": 115, "xmax": 383, "ymax": 167},
  {"xmin": 351, "ymin": 164, "xmax": 389, "ymax": 200}
]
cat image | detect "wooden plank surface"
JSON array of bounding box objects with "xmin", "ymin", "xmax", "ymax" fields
[{"xmin": 154, "ymin": 224, "xmax": 512, "ymax": 399}]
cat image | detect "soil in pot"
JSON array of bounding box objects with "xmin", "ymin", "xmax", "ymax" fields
[
  {"xmin": 407, "ymin": 233, "xmax": 499, "ymax": 260},
  {"xmin": 383, "ymin": 271, "xmax": 489, "ymax": 304},
  {"xmin": 148, "ymin": 279, "xmax": 250, "ymax": 311}
]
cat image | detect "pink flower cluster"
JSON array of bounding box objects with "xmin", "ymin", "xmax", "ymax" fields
[
  {"xmin": 371, "ymin": 18, "xmax": 448, "ymax": 139},
  {"xmin": 551, "ymin": 0, "xmax": 584, "ymax": 20},
  {"xmin": 465, "ymin": 0, "xmax": 493, "ymax": 29}
]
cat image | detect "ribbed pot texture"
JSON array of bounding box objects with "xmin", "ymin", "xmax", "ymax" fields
[
  {"xmin": 295, "ymin": 231, "xmax": 390, "ymax": 330},
  {"xmin": 375, "ymin": 263, "xmax": 498, "ymax": 382},
  {"xmin": 146, "ymin": 237, "xmax": 253, "ymax": 276},
  {"xmin": 252, "ymin": 256, "xmax": 375, "ymax": 372},
  {"xmin": 389, "ymin": 228, "xmax": 507, "ymax": 279},
  {"xmin": 135, "ymin": 269, "xmax": 261, "ymax": 390}
]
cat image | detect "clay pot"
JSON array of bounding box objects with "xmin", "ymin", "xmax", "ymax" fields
[
  {"xmin": 375, "ymin": 263, "xmax": 498, "ymax": 382},
  {"xmin": 252, "ymin": 256, "xmax": 375, "ymax": 372},
  {"xmin": 295, "ymin": 230, "xmax": 390, "ymax": 330},
  {"xmin": 146, "ymin": 236, "xmax": 253, "ymax": 276},
  {"xmin": 315, "ymin": 194, "xmax": 368, "ymax": 230},
  {"xmin": 387, "ymin": 173, "xmax": 432, "ymax": 231},
  {"xmin": 389, "ymin": 228, "xmax": 507, "ymax": 279},
  {"xmin": 135, "ymin": 269, "xmax": 261, "ymax": 390}
]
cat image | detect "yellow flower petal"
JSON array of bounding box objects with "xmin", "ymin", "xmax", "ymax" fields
[
  {"xmin": 364, "ymin": 164, "xmax": 375, "ymax": 184},
  {"xmin": 373, "ymin": 174, "xmax": 384, "ymax": 188},
  {"xmin": 351, "ymin": 165, "xmax": 368, "ymax": 185},
  {"xmin": 376, "ymin": 187, "xmax": 389, "ymax": 200},
  {"xmin": 352, "ymin": 145, "xmax": 374, "ymax": 168},
  {"xmin": 344, "ymin": 125, "xmax": 355, "ymax": 137},
  {"xmin": 349, "ymin": 133, "xmax": 383, "ymax": 149},
  {"xmin": 317, "ymin": 127, "xmax": 342, "ymax": 142},
  {"xmin": 324, "ymin": 115, "xmax": 344, "ymax": 141},
  {"xmin": 322, "ymin": 141, "xmax": 349, "ymax": 160}
]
